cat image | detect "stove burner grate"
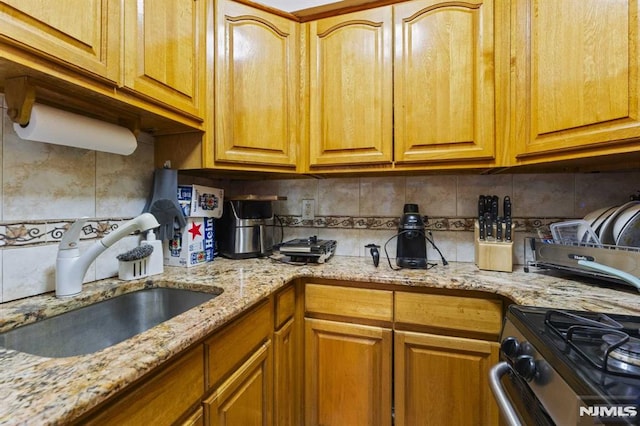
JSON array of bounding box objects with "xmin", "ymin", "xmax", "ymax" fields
[
  {"xmin": 603, "ymin": 334, "xmax": 640, "ymax": 368},
  {"xmin": 544, "ymin": 310, "xmax": 640, "ymax": 378}
]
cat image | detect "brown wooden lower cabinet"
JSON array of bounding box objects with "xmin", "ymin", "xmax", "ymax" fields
[
  {"xmin": 305, "ymin": 318, "xmax": 393, "ymax": 426},
  {"xmin": 181, "ymin": 407, "xmax": 205, "ymax": 426},
  {"xmin": 303, "ymin": 282, "xmax": 503, "ymax": 426},
  {"xmin": 274, "ymin": 318, "xmax": 297, "ymax": 426},
  {"xmin": 81, "ymin": 345, "xmax": 204, "ymax": 426},
  {"xmin": 394, "ymin": 330, "xmax": 500, "ymax": 426},
  {"xmin": 203, "ymin": 341, "xmax": 273, "ymax": 426}
]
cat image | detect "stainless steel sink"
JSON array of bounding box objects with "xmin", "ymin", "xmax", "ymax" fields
[{"xmin": 0, "ymin": 287, "xmax": 220, "ymax": 358}]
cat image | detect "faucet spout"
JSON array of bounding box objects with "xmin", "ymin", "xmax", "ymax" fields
[{"xmin": 55, "ymin": 213, "xmax": 160, "ymax": 298}]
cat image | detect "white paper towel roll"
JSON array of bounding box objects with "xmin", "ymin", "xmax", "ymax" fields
[{"xmin": 13, "ymin": 104, "xmax": 137, "ymax": 155}]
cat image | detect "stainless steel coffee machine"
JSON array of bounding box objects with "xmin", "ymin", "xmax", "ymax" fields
[{"xmin": 217, "ymin": 196, "xmax": 285, "ymax": 259}]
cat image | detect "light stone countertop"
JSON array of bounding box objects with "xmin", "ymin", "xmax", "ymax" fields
[{"xmin": 1, "ymin": 256, "xmax": 639, "ymax": 425}]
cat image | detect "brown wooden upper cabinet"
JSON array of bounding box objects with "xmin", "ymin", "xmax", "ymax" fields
[
  {"xmin": 0, "ymin": 0, "xmax": 121, "ymax": 83},
  {"xmin": 510, "ymin": 0, "xmax": 640, "ymax": 165},
  {"xmin": 123, "ymin": 0, "xmax": 205, "ymax": 120},
  {"xmin": 212, "ymin": 0, "xmax": 299, "ymax": 169},
  {"xmin": 393, "ymin": 0, "xmax": 496, "ymax": 164},
  {"xmin": 308, "ymin": 6, "xmax": 394, "ymax": 168},
  {"xmin": 306, "ymin": 0, "xmax": 498, "ymax": 171}
]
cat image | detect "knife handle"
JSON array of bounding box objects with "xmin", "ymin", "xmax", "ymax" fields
[
  {"xmin": 479, "ymin": 217, "xmax": 485, "ymax": 240},
  {"xmin": 503, "ymin": 196, "xmax": 512, "ymax": 219},
  {"xmin": 505, "ymin": 218, "xmax": 512, "ymax": 241},
  {"xmin": 484, "ymin": 213, "xmax": 493, "ymax": 239},
  {"xmin": 491, "ymin": 198, "xmax": 499, "ymax": 221},
  {"xmin": 496, "ymin": 217, "xmax": 503, "ymax": 241}
]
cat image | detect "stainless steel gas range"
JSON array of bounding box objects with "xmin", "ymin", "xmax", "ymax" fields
[{"xmin": 491, "ymin": 305, "xmax": 640, "ymax": 425}]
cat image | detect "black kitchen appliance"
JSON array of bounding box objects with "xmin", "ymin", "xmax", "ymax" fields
[
  {"xmin": 396, "ymin": 204, "xmax": 428, "ymax": 268},
  {"xmin": 491, "ymin": 305, "xmax": 640, "ymax": 425},
  {"xmin": 279, "ymin": 236, "xmax": 336, "ymax": 263}
]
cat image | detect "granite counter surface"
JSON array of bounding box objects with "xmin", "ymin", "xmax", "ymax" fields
[{"xmin": 1, "ymin": 256, "xmax": 639, "ymax": 425}]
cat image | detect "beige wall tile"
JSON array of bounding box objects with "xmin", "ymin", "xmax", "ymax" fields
[
  {"xmin": 574, "ymin": 172, "xmax": 640, "ymax": 216},
  {"xmin": 406, "ymin": 175, "xmax": 457, "ymax": 217},
  {"xmin": 360, "ymin": 176, "xmax": 405, "ymax": 216},
  {"xmin": 455, "ymin": 231, "xmax": 476, "ymax": 263},
  {"xmin": 272, "ymin": 178, "xmax": 318, "ymax": 215},
  {"xmin": 317, "ymin": 228, "xmax": 360, "ymax": 256},
  {"xmin": 95, "ymin": 133, "xmax": 154, "ymax": 217},
  {"xmin": 3, "ymin": 120, "xmax": 96, "ymax": 221},
  {"xmin": 3, "ymin": 244, "xmax": 57, "ymax": 301},
  {"xmin": 318, "ymin": 178, "xmax": 360, "ymax": 216},
  {"xmin": 513, "ymin": 174, "xmax": 575, "ymax": 217}
]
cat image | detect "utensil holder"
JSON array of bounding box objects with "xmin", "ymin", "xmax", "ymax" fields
[{"xmin": 474, "ymin": 221, "xmax": 513, "ymax": 272}]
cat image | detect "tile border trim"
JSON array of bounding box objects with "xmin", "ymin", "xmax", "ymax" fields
[
  {"xmin": 277, "ymin": 215, "xmax": 564, "ymax": 233},
  {"xmin": 0, "ymin": 216, "xmax": 568, "ymax": 248}
]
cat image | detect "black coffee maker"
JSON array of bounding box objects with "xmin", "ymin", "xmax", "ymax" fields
[{"xmin": 396, "ymin": 204, "xmax": 428, "ymax": 268}]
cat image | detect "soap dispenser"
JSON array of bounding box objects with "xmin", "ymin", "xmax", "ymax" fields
[{"xmin": 141, "ymin": 229, "xmax": 164, "ymax": 276}]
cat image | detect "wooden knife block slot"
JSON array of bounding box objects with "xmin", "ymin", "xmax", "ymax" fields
[{"xmin": 474, "ymin": 221, "xmax": 513, "ymax": 272}]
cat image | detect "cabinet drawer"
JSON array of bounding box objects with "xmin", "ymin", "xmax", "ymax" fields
[
  {"xmin": 205, "ymin": 300, "xmax": 273, "ymax": 390},
  {"xmin": 394, "ymin": 292, "xmax": 502, "ymax": 337},
  {"xmin": 275, "ymin": 285, "xmax": 296, "ymax": 329},
  {"xmin": 305, "ymin": 283, "xmax": 393, "ymax": 322},
  {"xmin": 84, "ymin": 345, "xmax": 204, "ymax": 426}
]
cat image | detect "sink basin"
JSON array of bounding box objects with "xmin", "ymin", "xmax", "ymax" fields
[{"xmin": 0, "ymin": 287, "xmax": 220, "ymax": 358}]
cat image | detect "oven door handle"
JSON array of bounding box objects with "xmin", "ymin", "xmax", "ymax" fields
[{"xmin": 489, "ymin": 362, "xmax": 524, "ymax": 426}]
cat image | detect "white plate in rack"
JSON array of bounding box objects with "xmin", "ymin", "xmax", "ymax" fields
[
  {"xmin": 579, "ymin": 206, "xmax": 617, "ymax": 243},
  {"xmin": 615, "ymin": 204, "xmax": 640, "ymax": 248},
  {"xmin": 598, "ymin": 201, "xmax": 640, "ymax": 245}
]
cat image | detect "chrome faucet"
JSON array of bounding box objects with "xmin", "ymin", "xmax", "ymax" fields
[{"xmin": 56, "ymin": 213, "xmax": 160, "ymax": 298}]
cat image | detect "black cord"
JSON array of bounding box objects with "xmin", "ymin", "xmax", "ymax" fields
[
  {"xmin": 383, "ymin": 229, "xmax": 440, "ymax": 270},
  {"xmin": 383, "ymin": 232, "xmax": 401, "ymax": 270},
  {"xmin": 273, "ymin": 214, "xmax": 284, "ymax": 246},
  {"xmin": 426, "ymin": 230, "xmax": 448, "ymax": 266}
]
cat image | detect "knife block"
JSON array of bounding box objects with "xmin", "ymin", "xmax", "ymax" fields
[{"xmin": 474, "ymin": 221, "xmax": 513, "ymax": 272}]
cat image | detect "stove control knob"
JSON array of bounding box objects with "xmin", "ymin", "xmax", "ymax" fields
[
  {"xmin": 500, "ymin": 337, "xmax": 520, "ymax": 358},
  {"xmin": 514, "ymin": 355, "xmax": 537, "ymax": 382}
]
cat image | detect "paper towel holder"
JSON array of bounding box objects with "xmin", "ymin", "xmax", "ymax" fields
[
  {"xmin": 4, "ymin": 76, "xmax": 141, "ymax": 136},
  {"xmin": 5, "ymin": 76, "xmax": 36, "ymax": 126}
]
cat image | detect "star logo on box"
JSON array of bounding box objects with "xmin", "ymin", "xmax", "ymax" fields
[{"xmin": 188, "ymin": 222, "xmax": 202, "ymax": 239}]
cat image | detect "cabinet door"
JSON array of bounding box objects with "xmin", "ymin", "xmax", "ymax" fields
[
  {"xmin": 214, "ymin": 0, "xmax": 298, "ymax": 167},
  {"xmin": 123, "ymin": 0, "xmax": 205, "ymax": 118},
  {"xmin": 393, "ymin": 0, "xmax": 496, "ymax": 164},
  {"xmin": 274, "ymin": 318, "xmax": 297, "ymax": 426},
  {"xmin": 0, "ymin": 0, "xmax": 120, "ymax": 82},
  {"xmin": 305, "ymin": 318, "xmax": 392, "ymax": 426},
  {"xmin": 204, "ymin": 342, "xmax": 273, "ymax": 426},
  {"xmin": 394, "ymin": 331, "xmax": 499, "ymax": 426},
  {"xmin": 511, "ymin": 0, "xmax": 640, "ymax": 163},
  {"xmin": 308, "ymin": 7, "xmax": 393, "ymax": 167},
  {"xmin": 84, "ymin": 345, "xmax": 204, "ymax": 426}
]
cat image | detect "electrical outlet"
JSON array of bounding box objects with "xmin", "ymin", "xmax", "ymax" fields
[{"xmin": 302, "ymin": 199, "xmax": 315, "ymax": 221}]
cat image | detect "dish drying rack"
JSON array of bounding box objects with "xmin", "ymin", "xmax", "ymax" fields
[{"xmin": 524, "ymin": 220, "xmax": 640, "ymax": 290}]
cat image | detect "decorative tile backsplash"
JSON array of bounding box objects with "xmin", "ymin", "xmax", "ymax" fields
[
  {"xmin": 1, "ymin": 91, "xmax": 638, "ymax": 302},
  {"xmin": 0, "ymin": 218, "xmax": 136, "ymax": 247},
  {"xmin": 0, "ymin": 93, "xmax": 154, "ymax": 302}
]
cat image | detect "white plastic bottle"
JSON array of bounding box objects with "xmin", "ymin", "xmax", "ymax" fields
[{"xmin": 141, "ymin": 229, "xmax": 164, "ymax": 276}]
